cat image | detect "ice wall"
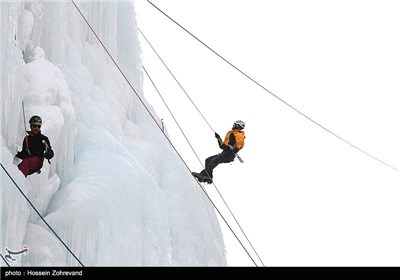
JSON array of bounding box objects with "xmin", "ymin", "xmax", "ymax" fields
[{"xmin": 1, "ymin": 0, "xmax": 226, "ymax": 266}]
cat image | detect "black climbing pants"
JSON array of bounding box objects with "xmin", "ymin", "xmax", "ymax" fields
[{"xmin": 201, "ymin": 148, "xmax": 235, "ymax": 178}]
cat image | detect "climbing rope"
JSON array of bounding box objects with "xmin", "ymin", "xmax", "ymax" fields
[
  {"xmin": 0, "ymin": 252, "xmax": 11, "ymax": 267},
  {"xmin": 22, "ymin": 101, "xmax": 27, "ymax": 133},
  {"xmin": 143, "ymin": 64, "xmax": 260, "ymax": 266},
  {"xmin": 139, "ymin": 28, "xmax": 215, "ymax": 133},
  {"xmin": 70, "ymin": 0, "xmax": 259, "ymax": 266},
  {"xmin": 139, "ymin": 29, "xmax": 245, "ymax": 166},
  {"xmin": 146, "ymin": 0, "xmax": 399, "ymax": 173},
  {"xmin": 141, "ymin": 50, "xmax": 264, "ymax": 266},
  {"xmin": 0, "ymin": 163, "xmax": 84, "ymax": 267},
  {"xmin": 142, "ymin": 65, "xmax": 204, "ymax": 167}
]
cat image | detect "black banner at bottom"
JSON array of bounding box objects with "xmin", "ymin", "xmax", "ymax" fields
[{"xmin": 1, "ymin": 266, "xmax": 399, "ymax": 279}]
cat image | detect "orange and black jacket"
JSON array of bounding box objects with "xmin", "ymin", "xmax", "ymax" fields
[
  {"xmin": 218, "ymin": 129, "xmax": 245, "ymax": 154},
  {"xmin": 16, "ymin": 131, "xmax": 54, "ymax": 161}
]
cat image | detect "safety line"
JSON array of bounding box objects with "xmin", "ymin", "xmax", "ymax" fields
[
  {"xmin": 144, "ymin": 66, "xmax": 261, "ymax": 266},
  {"xmin": 141, "ymin": 53, "xmax": 265, "ymax": 266},
  {"xmin": 138, "ymin": 28, "xmax": 214, "ymax": 132},
  {"xmin": 146, "ymin": 0, "xmax": 399, "ymax": 173},
  {"xmin": 142, "ymin": 66, "xmax": 204, "ymax": 167},
  {"xmin": 140, "ymin": 28, "xmax": 246, "ymax": 165},
  {"xmin": 70, "ymin": 0, "xmax": 258, "ymax": 266},
  {"xmin": 0, "ymin": 163, "xmax": 84, "ymax": 266},
  {"xmin": 22, "ymin": 101, "xmax": 27, "ymax": 132},
  {"xmin": 0, "ymin": 252, "xmax": 11, "ymax": 267}
]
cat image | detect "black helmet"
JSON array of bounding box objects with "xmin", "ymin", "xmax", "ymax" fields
[
  {"xmin": 233, "ymin": 120, "xmax": 245, "ymax": 130},
  {"xmin": 29, "ymin": 115, "xmax": 42, "ymax": 126}
]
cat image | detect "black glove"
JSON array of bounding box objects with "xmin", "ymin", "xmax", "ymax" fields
[
  {"xmin": 44, "ymin": 149, "xmax": 54, "ymax": 160},
  {"xmin": 233, "ymin": 147, "xmax": 239, "ymax": 153},
  {"xmin": 214, "ymin": 132, "xmax": 221, "ymax": 139}
]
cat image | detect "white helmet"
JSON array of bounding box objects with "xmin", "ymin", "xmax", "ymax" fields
[{"xmin": 233, "ymin": 120, "xmax": 245, "ymax": 130}]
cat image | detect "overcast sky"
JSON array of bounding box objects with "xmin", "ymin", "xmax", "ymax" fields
[{"xmin": 133, "ymin": 0, "xmax": 400, "ymax": 266}]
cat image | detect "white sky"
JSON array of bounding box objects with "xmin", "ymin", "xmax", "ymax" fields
[{"xmin": 134, "ymin": 0, "xmax": 400, "ymax": 266}]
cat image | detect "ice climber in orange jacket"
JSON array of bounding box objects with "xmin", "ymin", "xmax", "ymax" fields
[{"xmin": 192, "ymin": 120, "xmax": 245, "ymax": 184}]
